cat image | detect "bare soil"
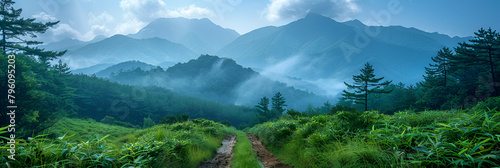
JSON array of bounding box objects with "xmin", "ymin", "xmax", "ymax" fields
[
  {"xmin": 247, "ymin": 133, "xmax": 292, "ymax": 168},
  {"xmin": 198, "ymin": 133, "xmax": 237, "ymax": 168}
]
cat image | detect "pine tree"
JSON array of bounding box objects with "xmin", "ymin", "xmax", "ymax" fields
[
  {"xmin": 424, "ymin": 47, "xmax": 452, "ymax": 87},
  {"xmin": 0, "ymin": 0, "xmax": 65, "ymax": 59},
  {"xmin": 453, "ymin": 28, "xmax": 500, "ymax": 96},
  {"xmin": 255, "ymin": 96, "xmax": 270, "ymax": 117},
  {"xmin": 342, "ymin": 62, "xmax": 392, "ymax": 111},
  {"xmin": 271, "ymin": 92, "xmax": 287, "ymax": 116},
  {"xmin": 53, "ymin": 59, "xmax": 71, "ymax": 76}
]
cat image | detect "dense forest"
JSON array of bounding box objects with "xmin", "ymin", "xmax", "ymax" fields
[{"xmin": 1, "ymin": 0, "xmax": 500, "ymax": 167}]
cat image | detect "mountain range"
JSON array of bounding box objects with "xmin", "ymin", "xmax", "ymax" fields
[
  {"xmin": 60, "ymin": 35, "xmax": 197, "ymax": 69},
  {"xmin": 45, "ymin": 13, "xmax": 472, "ymax": 101},
  {"xmin": 216, "ymin": 13, "xmax": 471, "ymax": 95}
]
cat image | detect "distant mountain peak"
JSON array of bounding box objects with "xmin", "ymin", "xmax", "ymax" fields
[
  {"xmin": 343, "ymin": 19, "xmax": 366, "ymax": 28},
  {"xmin": 132, "ymin": 17, "xmax": 240, "ymax": 54},
  {"xmin": 302, "ymin": 12, "xmax": 334, "ymax": 22}
]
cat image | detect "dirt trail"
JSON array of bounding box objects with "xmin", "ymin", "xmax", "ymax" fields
[
  {"xmin": 247, "ymin": 133, "xmax": 292, "ymax": 168},
  {"xmin": 198, "ymin": 134, "xmax": 237, "ymax": 168}
]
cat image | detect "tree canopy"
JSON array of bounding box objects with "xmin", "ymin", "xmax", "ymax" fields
[
  {"xmin": 0, "ymin": 0, "xmax": 65, "ymax": 59},
  {"xmin": 342, "ymin": 62, "xmax": 392, "ymax": 111}
]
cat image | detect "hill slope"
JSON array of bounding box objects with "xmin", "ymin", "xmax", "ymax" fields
[
  {"xmin": 109, "ymin": 55, "xmax": 328, "ymax": 110},
  {"xmin": 95, "ymin": 60, "xmax": 157, "ymax": 78}
]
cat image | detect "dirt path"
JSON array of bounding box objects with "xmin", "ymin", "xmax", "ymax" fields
[
  {"xmin": 198, "ymin": 134, "xmax": 237, "ymax": 168},
  {"xmin": 247, "ymin": 133, "xmax": 292, "ymax": 168}
]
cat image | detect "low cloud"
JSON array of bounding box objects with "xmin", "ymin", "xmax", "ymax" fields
[
  {"xmin": 32, "ymin": 12, "xmax": 57, "ymax": 22},
  {"xmin": 48, "ymin": 23, "xmax": 84, "ymax": 41},
  {"xmin": 265, "ymin": 0, "xmax": 360, "ymax": 21}
]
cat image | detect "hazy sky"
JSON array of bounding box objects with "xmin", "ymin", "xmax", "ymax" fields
[{"xmin": 14, "ymin": 0, "xmax": 500, "ymax": 43}]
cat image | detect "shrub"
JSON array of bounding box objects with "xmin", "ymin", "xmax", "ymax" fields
[
  {"xmin": 100, "ymin": 116, "xmax": 116, "ymax": 125},
  {"xmin": 472, "ymin": 96, "xmax": 500, "ymax": 112},
  {"xmin": 143, "ymin": 117, "xmax": 156, "ymax": 128},
  {"xmin": 328, "ymin": 105, "xmax": 359, "ymax": 115}
]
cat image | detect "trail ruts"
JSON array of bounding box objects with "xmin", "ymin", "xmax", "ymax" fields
[
  {"xmin": 198, "ymin": 133, "xmax": 237, "ymax": 168},
  {"xmin": 247, "ymin": 133, "xmax": 292, "ymax": 168}
]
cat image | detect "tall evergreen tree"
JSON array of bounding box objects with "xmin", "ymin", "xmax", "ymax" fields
[
  {"xmin": 0, "ymin": 0, "xmax": 65, "ymax": 59},
  {"xmin": 53, "ymin": 59, "xmax": 71, "ymax": 76},
  {"xmin": 424, "ymin": 47, "xmax": 453, "ymax": 87},
  {"xmin": 271, "ymin": 92, "xmax": 287, "ymax": 116},
  {"xmin": 453, "ymin": 28, "xmax": 500, "ymax": 96},
  {"xmin": 342, "ymin": 62, "xmax": 392, "ymax": 111},
  {"xmin": 255, "ymin": 96, "xmax": 270, "ymax": 117}
]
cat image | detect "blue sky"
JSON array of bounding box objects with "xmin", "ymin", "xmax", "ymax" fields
[{"xmin": 14, "ymin": 0, "xmax": 500, "ymax": 43}]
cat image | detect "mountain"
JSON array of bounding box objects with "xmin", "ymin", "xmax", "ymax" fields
[
  {"xmin": 130, "ymin": 17, "xmax": 240, "ymax": 55},
  {"xmin": 216, "ymin": 13, "xmax": 472, "ymax": 96},
  {"xmin": 95, "ymin": 60, "xmax": 156, "ymax": 78},
  {"xmin": 109, "ymin": 55, "xmax": 328, "ymax": 110},
  {"xmin": 71, "ymin": 63, "xmax": 113, "ymax": 75},
  {"xmin": 39, "ymin": 38, "xmax": 87, "ymax": 52},
  {"xmin": 61, "ymin": 34, "xmax": 197, "ymax": 69},
  {"xmin": 40, "ymin": 35, "xmax": 108, "ymax": 52},
  {"xmin": 342, "ymin": 19, "xmax": 469, "ymax": 51}
]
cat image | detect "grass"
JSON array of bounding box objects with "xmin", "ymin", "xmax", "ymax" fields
[
  {"xmin": 44, "ymin": 117, "xmax": 138, "ymax": 145},
  {"xmin": 249, "ymin": 107, "xmax": 500, "ymax": 168},
  {"xmin": 0, "ymin": 118, "xmax": 235, "ymax": 168},
  {"xmin": 231, "ymin": 131, "xmax": 261, "ymax": 168}
]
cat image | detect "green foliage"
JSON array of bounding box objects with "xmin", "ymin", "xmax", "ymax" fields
[
  {"xmin": 0, "ymin": 118, "xmax": 234, "ymax": 167},
  {"xmin": 142, "ymin": 117, "xmax": 156, "ymax": 128},
  {"xmin": 158, "ymin": 114, "xmax": 189, "ymax": 125},
  {"xmin": 249, "ymin": 102, "xmax": 500, "ymax": 168},
  {"xmin": 342, "ymin": 62, "xmax": 392, "ymax": 111},
  {"xmin": 100, "ymin": 116, "xmax": 117, "ymax": 125},
  {"xmin": 231, "ymin": 131, "xmax": 261, "ymax": 168},
  {"xmin": 472, "ymin": 96, "xmax": 500, "ymax": 112},
  {"xmin": 328, "ymin": 105, "xmax": 359, "ymax": 115},
  {"xmin": 286, "ymin": 109, "xmax": 302, "ymax": 118},
  {"xmin": 0, "ymin": 53, "xmax": 74, "ymax": 138},
  {"xmin": 45, "ymin": 117, "xmax": 137, "ymax": 145},
  {"xmin": 0, "ymin": 0, "xmax": 65, "ymax": 58},
  {"xmin": 272, "ymin": 92, "xmax": 287, "ymax": 114}
]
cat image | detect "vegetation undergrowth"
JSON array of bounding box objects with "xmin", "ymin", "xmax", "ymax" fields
[
  {"xmin": 231, "ymin": 131, "xmax": 261, "ymax": 168},
  {"xmin": 0, "ymin": 118, "xmax": 234, "ymax": 168},
  {"xmin": 249, "ymin": 98, "xmax": 500, "ymax": 168},
  {"xmin": 44, "ymin": 117, "xmax": 138, "ymax": 145}
]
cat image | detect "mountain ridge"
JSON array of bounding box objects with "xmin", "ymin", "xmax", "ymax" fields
[
  {"xmin": 216, "ymin": 13, "xmax": 472, "ymax": 96},
  {"xmin": 61, "ymin": 34, "xmax": 197, "ymax": 69},
  {"xmin": 130, "ymin": 17, "xmax": 240, "ymax": 55}
]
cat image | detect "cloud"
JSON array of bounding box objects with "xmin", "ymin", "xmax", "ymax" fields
[
  {"xmin": 165, "ymin": 5, "xmax": 216, "ymax": 19},
  {"xmin": 50, "ymin": 24, "xmax": 83, "ymax": 39},
  {"xmin": 117, "ymin": 0, "xmax": 215, "ymax": 35},
  {"xmin": 120, "ymin": 0, "xmax": 167, "ymax": 22},
  {"xmin": 88, "ymin": 12, "xmax": 114, "ymax": 25},
  {"xmin": 120, "ymin": 0, "xmax": 214, "ymax": 22},
  {"xmin": 32, "ymin": 12, "xmax": 57, "ymax": 22},
  {"xmin": 264, "ymin": 0, "xmax": 360, "ymax": 21}
]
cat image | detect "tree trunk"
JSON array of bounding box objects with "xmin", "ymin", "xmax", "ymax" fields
[
  {"xmin": 488, "ymin": 50, "xmax": 498, "ymax": 96},
  {"xmin": 365, "ymin": 81, "xmax": 368, "ymax": 111}
]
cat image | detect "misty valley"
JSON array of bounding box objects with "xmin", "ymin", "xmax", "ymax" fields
[{"xmin": 1, "ymin": 0, "xmax": 500, "ymax": 167}]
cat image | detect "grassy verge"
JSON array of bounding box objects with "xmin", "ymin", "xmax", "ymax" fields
[
  {"xmin": 0, "ymin": 118, "xmax": 234, "ymax": 168},
  {"xmin": 44, "ymin": 117, "xmax": 138, "ymax": 145},
  {"xmin": 231, "ymin": 131, "xmax": 261, "ymax": 168},
  {"xmin": 249, "ymin": 108, "xmax": 500, "ymax": 168}
]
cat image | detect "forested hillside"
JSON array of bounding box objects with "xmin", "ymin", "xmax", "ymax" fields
[{"xmin": 108, "ymin": 55, "xmax": 329, "ymax": 110}]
